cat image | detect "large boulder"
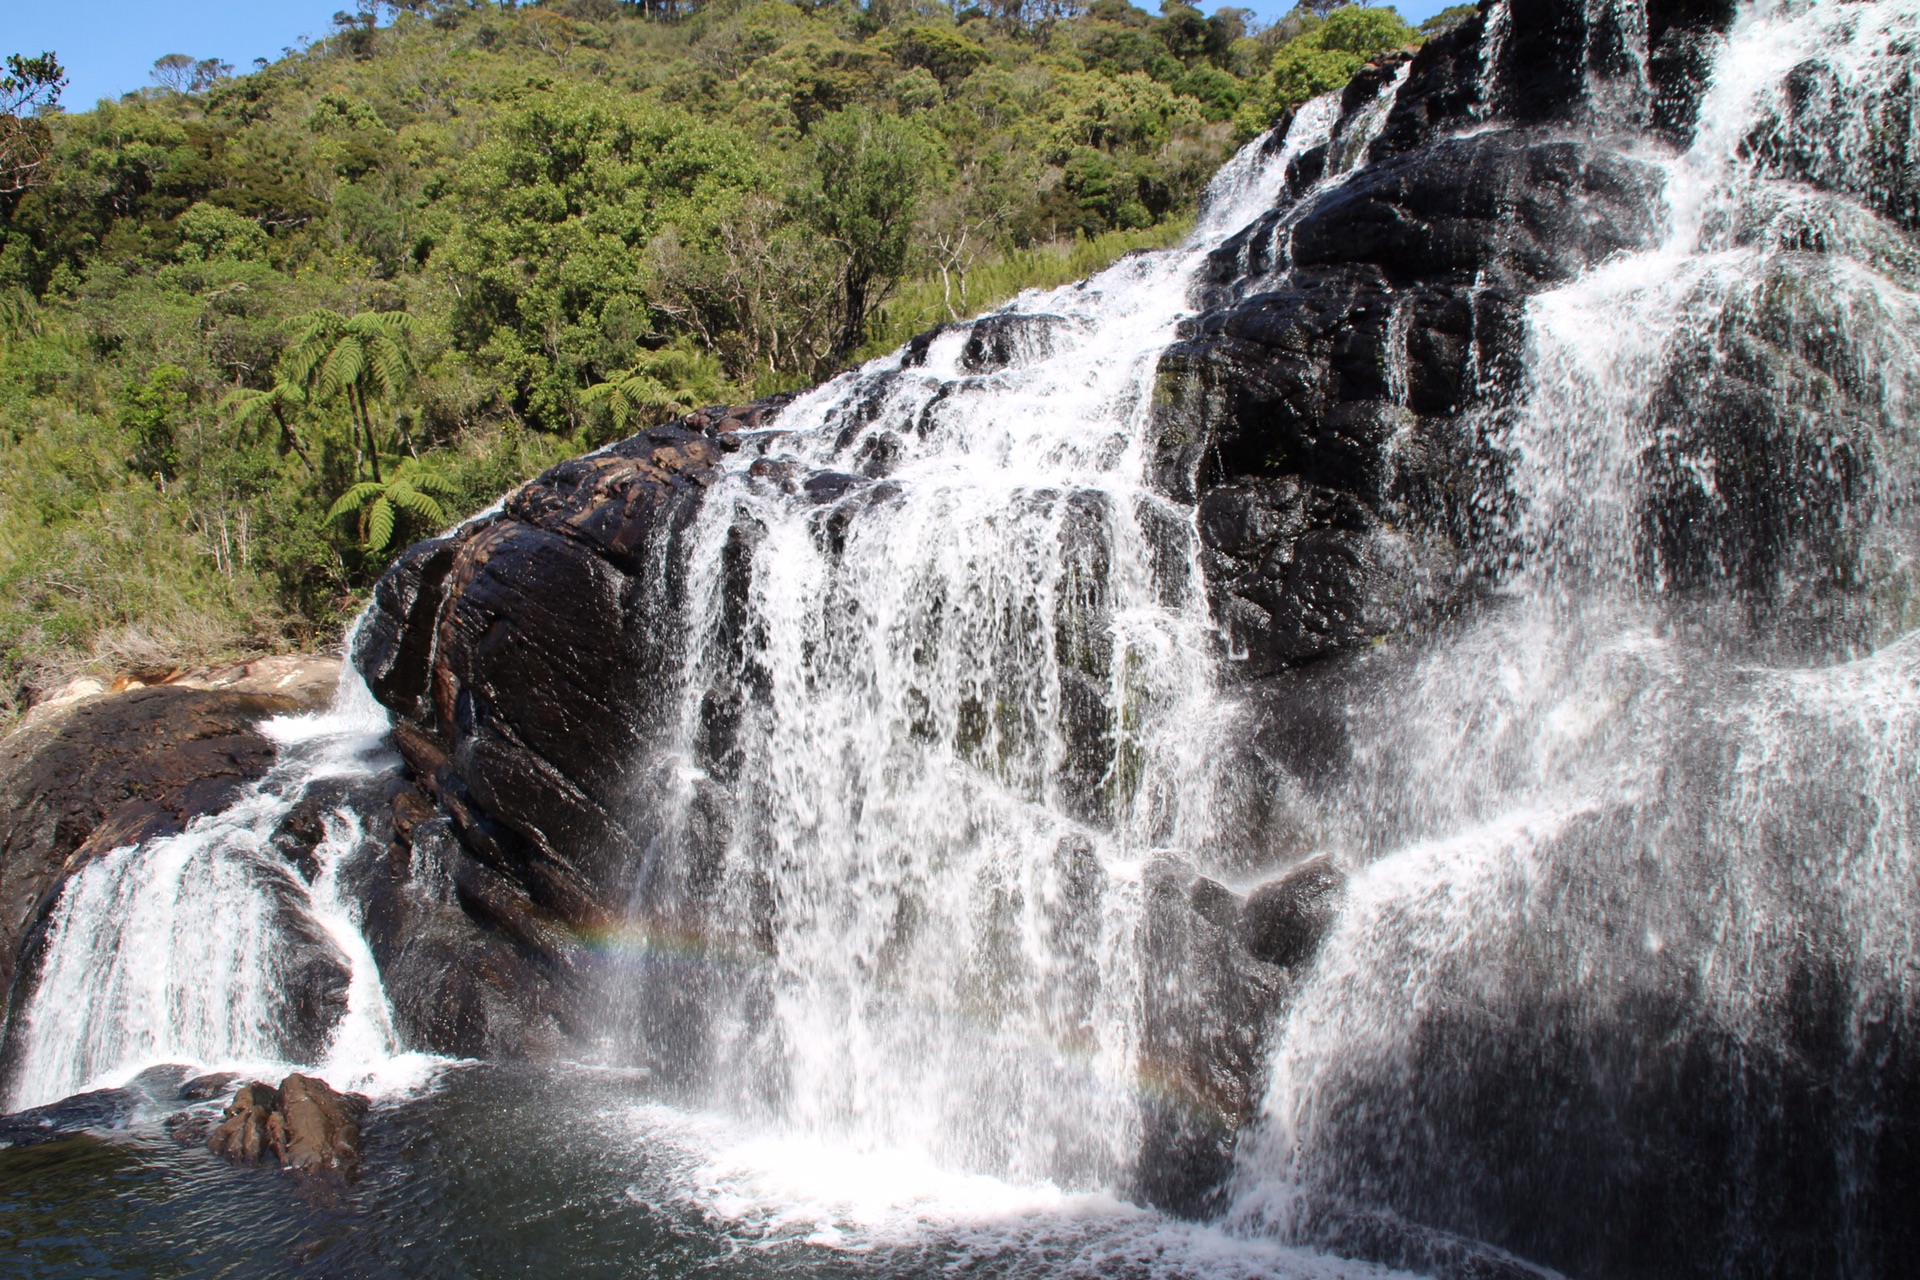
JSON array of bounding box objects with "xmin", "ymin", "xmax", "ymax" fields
[
  {"xmin": 351, "ymin": 404, "xmax": 788, "ymax": 1024},
  {"xmin": 1154, "ymin": 127, "xmax": 1667, "ymax": 678}
]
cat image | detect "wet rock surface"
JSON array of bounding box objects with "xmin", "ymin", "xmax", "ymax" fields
[
  {"xmin": 350, "ymin": 402, "xmax": 791, "ymax": 1041},
  {"xmin": 1132, "ymin": 851, "xmax": 1353, "ymax": 1218},
  {"xmin": 1157, "ymin": 123, "xmax": 1666, "ymax": 677},
  {"xmin": 1241, "ymin": 853, "xmax": 1345, "ymax": 969},
  {"xmin": 206, "ymin": 1081, "xmax": 281, "ymax": 1164},
  {"xmin": 1133, "ymin": 857, "xmax": 1284, "ymax": 1218},
  {"xmin": 205, "ymin": 1073, "xmax": 367, "ymax": 1179}
]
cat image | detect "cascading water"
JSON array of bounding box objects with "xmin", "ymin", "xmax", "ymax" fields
[
  {"xmin": 2, "ymin": 674, "xmax": 433, "ymax": 1111},
  {"xmin": 1227, "ymin": 1, "xmax": 1920, "ymax": 1274},
  {"xmin": 610, "ymin": 92, "xmax": 1402, "ymax": 1191}
]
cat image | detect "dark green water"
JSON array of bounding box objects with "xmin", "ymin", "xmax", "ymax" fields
[{"xmin": 0, "ymin": 1065, "xmax": 1382, "ymax": 1280}]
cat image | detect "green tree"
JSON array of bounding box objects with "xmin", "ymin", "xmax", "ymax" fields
[
  {"xmin": 280, "ymin": 309, "xmax": 417, "ymax": 483},
  {"xmin": 175, "ymin": 201, "xmax": 269, "ymax": 262},
  {"xmin": 223, "ymin": 379, "xmax": 315, "ymax": 472},
  {"xmin": 123, "ymin": 363, "xmax": 189, "ymax": 483},
  {"xmin": 439, "ymin": 90, "xmax": 761, "ymax": 429},
  {"xmin": 1, "ymin": 52, "xmax": 65, "ymax": 205},
  {"xmin": 325, "ymin": 456, "xmax": 454, "ymax": 553},
  {"xmin": 799, "ymin": 107, "xmax": 942, "ymax": 366},
  {"xmin": 579, "ymin": 336, "xmax": 731, "ymax": 442},
  {"xmin": 1244, "ymin": 4, "xmax": 1415, "ymax": 130},
  {"xmin": 1420, "ymin": 5, "xmax": 1478, "ymax": 36}
]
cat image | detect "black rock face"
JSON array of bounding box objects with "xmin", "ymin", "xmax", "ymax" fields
[
  {"xmin": 347, "ymin": 403, "xmax": 792, "ymax": 1038},
  {"xmin": 1156, "ymin": 119, "xmax": 1668, "ymax": 677}
]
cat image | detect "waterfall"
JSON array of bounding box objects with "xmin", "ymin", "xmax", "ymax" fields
[
  {"xmin": 603, "ymin": 87, "xmax": 1407, "ymax": 1190},
  {"xmin": 6, "ymin": 2, "xmax": 1917, "ymax": 1270},
  {"xmin": 2, "ymin": 673, "xmax": 433, "ymax": 1111},
  {"xmin": 1227, "ymin": 0, "xmax": 1920, "ymax": 1272}
]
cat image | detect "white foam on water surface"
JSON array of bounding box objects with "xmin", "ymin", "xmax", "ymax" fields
[{"xmin": 617, "ymin": 1100, "xmax": 1418, "ymax": 1280}]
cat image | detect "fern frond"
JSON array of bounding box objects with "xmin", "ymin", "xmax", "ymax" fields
[
  {"xmin": 326, "ymin": 482, "xmax": 385, "ymax": 523},
  {"xmin": 366, "ymin": 497, "xmax": 397, "ymax": 552},
  {"xmin": 365, "ymin": 337, "xmax": 411, "ymax": 402},
  {"xmin": 389, "ymin": 485, "xmax": 446, "ymax": 525},
  {"xmin": 408, "ymin": 469, "xmax": 457, "ymax": 497}
]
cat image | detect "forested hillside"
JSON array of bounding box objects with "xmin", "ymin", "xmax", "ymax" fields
[{"xmin": 0, "ymin": 0, "xmax": 1450, "ymax": 720}]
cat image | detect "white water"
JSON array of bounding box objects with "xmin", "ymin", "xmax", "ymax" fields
[
  {"xmin": 3, "ymin": 673, "xmax": 439, "ymax": 1111},
  {"xmin": 613, "ymin": 87, "xmax": 1405, "ymax": 1193},
  {"xmin": 1228, "ymin": 0, "xmax": 1920, "ymax": 1260},
  {"xmin": 615, "ymin": 1097, "xmax": 1411, "ymax": 1279}
]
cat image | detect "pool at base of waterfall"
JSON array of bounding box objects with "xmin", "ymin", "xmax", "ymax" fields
[{"xmin": 0, "ymin": 1063, "xmax": 1416, "ymax": 1280}]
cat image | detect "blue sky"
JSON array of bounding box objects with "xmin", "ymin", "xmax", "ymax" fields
[{"xmin": 11, "ymin": 0, "xmax": 1462, "ymax": 112}]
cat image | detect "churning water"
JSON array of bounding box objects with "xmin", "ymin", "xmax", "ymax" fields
[
  {"xmin": 603, "ymin": 79, "xmax": 1406, "ymax": 1191},
  {"xmin": 2, "ymin": 676, "xmax": 437, "ymax": 1112},
  {"xmin": 5, "ymin": 0, "xmax": 1920, "ymax": 1274}
]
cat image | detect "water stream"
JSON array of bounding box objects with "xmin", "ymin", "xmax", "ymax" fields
[{"xmin": 3, "ymin": 675, "xmax": 437, "ymax": 1112}]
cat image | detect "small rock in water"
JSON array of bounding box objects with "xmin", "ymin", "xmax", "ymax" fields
[
  {"xmin": 206, "ymin": 1081, "xmax": 281, "ymax": 1165},
  {"xmin": 268, "ymin": 1073, "xmax": 367, "ymax": 1178},
  {"xmin": 164, "ymin": 1110, "xmax": 213, "ymax": 1145},
  {"xmin": 179, "ymin": 1071, "xmax": 240, "ymax": 1101},
  {"xmin": 202, "ymin": 1073, "xmax": 368, "ymax": 1179}
]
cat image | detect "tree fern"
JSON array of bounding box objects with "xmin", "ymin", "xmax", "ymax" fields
[
  {"xmin": 325, "ymin": 459, "xmax": 452, "ymax": 554},
  {"xmin": 282, "ymin": 308, "xmax": 418, "ymax": 482},
  {"xmin": 579, "ymin": 335, "xmax": 731, "ymax": 442}
]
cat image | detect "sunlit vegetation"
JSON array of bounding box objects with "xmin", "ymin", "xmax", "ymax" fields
[{"xmin": 0, "ymin": 0, "xmax": 1419, "ymax": 719}]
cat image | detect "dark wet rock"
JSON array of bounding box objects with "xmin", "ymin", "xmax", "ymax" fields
[
  {"xmin": 0, "ymin": 1064, "xmax": 215, "ymax": 1148},
  {"xmin": 0, "ymin": 676, "xmax": 337, "ymax": 1043},
  {"xmin": 124, "ymin": 1063, "xmax": 195, "ymax": 1097},
  {"xmin": 164, "ymin": 1109, "xmax": 213, "ymax": 1145},
  {"xmin": 207, "ymin": 1081, "xmax": 281, "ymax": 1164},
  {"xmin": 180, "ymin": 1071, "xmax": 240, "ymax": 1101},
  {"xmin": 261, "ymin": 753, "xmax": 577, "ymax": 1060},
  {"xmin": 1132, "ymin": 855, "xmax": 1285, "ymax": 1218},
  {"xmin": 1305, "ymin": 1207, "xmax": 1566, "ymax": 1280},
  {"xmin": 1635, "ymin": 259, "xmax": 1913, "ymax": 654},
  {"xmin": 1161, "ymin": 131, "xmax": 1665, "ymax": 680},
  {"xmin": 960, "ymin": 312, "xmax": 1072, "ymax": 373},
  {"xmin": 0, "ymin": 1085, "xmax": 147, "ymax": 1147},
  {"xmin": 1646, "ymin": 0, "xmax": 1738, "ymax": 142},
  {"xmin": 275, "ymin": 922, "xmax": 355, "ymax": 1064},
  {"xmin": 357, "ymin": 537, "xmax": 461, "ymax": 726},
  {"xmin": 271, "ymin": 773, "xmax": 395, "ymax": 883},
  {"xmin": 802, "ymin": 470, "xmax": 867, "ymax": 504},
  {"xmin": 1242, "ymin": 853, "xmax": 1346, "ymax": 969},
  {"xmin": 268, "ymin": 1072, "xmax": 366, "ymax": 1178},
  {"xmin": 346, "ymin": 412, "xmax": 792, "ymax": 1056}
]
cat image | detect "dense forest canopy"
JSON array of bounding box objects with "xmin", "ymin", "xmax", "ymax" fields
[{"xmin": 0, "ymin": 0, "xmax": 1459, "ymax": 721}]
